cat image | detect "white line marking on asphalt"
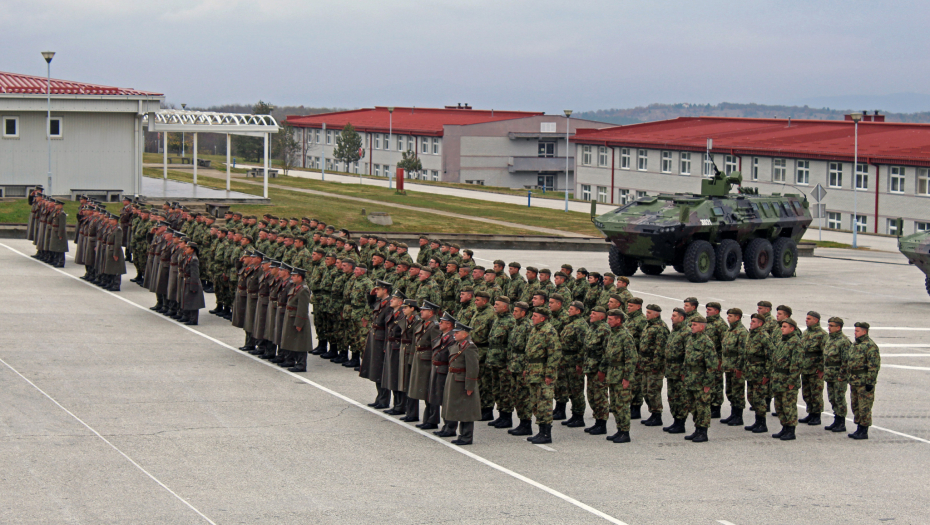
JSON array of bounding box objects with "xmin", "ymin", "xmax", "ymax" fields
[
  {"xmin": 536, "ymin": 444, "xmax": 556, "ymax": 452},
  {"xmin": 0, "ymin": 357, "xmax": 217, "ymax": 525},
  {"xmin": 883, "ymin": 364, "xmax": 930, "ymax": 371},
  {"xmin": 0, "ymin": 242, "xmax": 630, "ymax": 525},
  {"xmin": 717, "ymin": 521, "xmax": 737, "ymax": 525},
  {"xmin": 805, "ymin": 405, "xmax": 930, "ymax": 445},
  {"xmin": 873, "ymin": 344, "xmax": 930, "ymax": 348},
  {"xmin": 882, "ymin": 354, "xmax": 930, "ymax": 357}
]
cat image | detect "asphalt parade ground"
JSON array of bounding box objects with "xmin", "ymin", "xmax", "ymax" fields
[{"xmin": 1, "ymin": 237, "xmax": 929, "ymax": 524}]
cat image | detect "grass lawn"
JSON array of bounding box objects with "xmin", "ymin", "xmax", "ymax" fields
[{"xmin": 0, "ymin": 199, "xmax": 83, "ymax": 225}]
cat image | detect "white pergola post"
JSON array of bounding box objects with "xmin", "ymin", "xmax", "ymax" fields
[
  {"xmin": 193, "ymin": 132, "xmax": 198, "ymax": 185},
  {"xmin": 263, "ymin": 132, "xmax": 269, "ymax": 199},
  {"xmin": 163, "ymin": 132, "xmax": 168, "ymax": 179},
  {"xmin": 226, "ymin": 133, "xmax": 231, "ymax": 192}
]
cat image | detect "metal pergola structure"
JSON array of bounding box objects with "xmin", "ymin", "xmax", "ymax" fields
[{"xmin": 144, "ymin": 110, "xmax": 280, "ymax": 198}]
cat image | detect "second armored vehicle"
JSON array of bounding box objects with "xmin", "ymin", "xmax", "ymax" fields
[{"xmin": 898, "ymin": 229, "xmax": 930, "ymax": 297}]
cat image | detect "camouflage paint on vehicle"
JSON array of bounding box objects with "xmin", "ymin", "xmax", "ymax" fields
[{"xmin": 898, "ymin": 229, "xmax": 930, "ymax": 297}]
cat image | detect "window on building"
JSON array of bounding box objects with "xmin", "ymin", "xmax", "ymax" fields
[
  {"xmin": 752, "ymin": 157, "xmax": 759, "ymax": 180},
  {"xmin": 919, "ymin": 168, "xmax": 930, "ymax": 196},
  {"xmin": 432, "ymin": 137, "xmax": 440, "ymax": 155},
  {"xmin": 315, "ymin": 157, "xmax": 321, "ymax": 169},
  {"xmin": 890, "ymin": 166, "xmax": 906, "ymax": 193},
  {"xmin": 374, "ymin": 164, "xmax": 381, "ymax": 177},
  {"xmin": 619, "ymin": 189, "xmax": 632, "ymax": 205},
  {"xmin": 637, "ymin": 149, "xmax": 648, "ymax": 171},
  {"xmin": 384, "ymin": 165, "xmax": 391, "ymax": 177},
  {"xmin": 421, "ymin": 137, "xmax": 429, "ymax": 154},
  {"xmin": 429, "ymin": 170, "xmax": 437, "ymax": 181},
  {"xmin": 597, "ymin": 186, "xmax": 608, "ymax": 203},
  {"xmin": 314, "ymin": 130, "xmax": 321, "ymax": 143},
  {"xmin": 827, "ymin": 212, "xmax": 842, "ymax": 230},
  {"xmin": 395, "ymin": 135, "xmax": 402, "ymax": 151},
  {"xmin": 704, "ymin": 155, "xmax": 714, "ymax": 177},
  {"xmin": 680, "ymin": 152, "xmax": 691, "ymax": 175},
  {"xmin": 598, "ymin": 146, "xmax": 609, "ymax": 167},
  {"xmin": 374, "ymin": 134, "xmax": 381, "ymax": 149},
  {"xmin": 829, "ymin": 162, "xmax": 843, "ymax": 188},
  {"xmin": 853, "ymin": 214, "xmax": 867, "ymax": 233},
  {"xmin": 773, "ymin": 158, "xmax": 787, "ymax": 182},
  {"xmin": 856, "ymin": 163, "xmax": 869, "ymax": 189},
  {"xmin": 661, "ymin": 151, "xmax": 673, "ymax": 173},
  {"xmin": 353, "ymin": 162, "xmax": 359, "ymax": 174},
  {"xmin": 725, "ymin": 155, "xmax": 738, "ymax": 175},
  {"xmin": 538, "ymin": 141, "xmax": 555, "ymax": 157},
  {"xmin": 916, "ymin": 221, "xmax": 930, "ymax": 232},
  {"xmin": 540, "ymin": 122, "xmax": 557, "ymax": 133},
  {"xmin": 887, "ymin": 218, "xmax": 902, "ymax": 235},
  {"xmin": 582, "ymin": 145, "xmax": 592, "ymax": 166},
  {"xmin": 636, "ymin": 190, "xmax": 648, "ymax": 198},
  {"xmin": 581, "ymin": 185, "xmax": 591, "ymax": 201},
  {"xmin": 3, "ymin": 117, "xmax": 18, "ymax": 137},
  {"xmin": 620, "ymin": 148, "xmax": 630, "ymax": 169},
  {"xmin": 326, "ymin": 130, "xmax": 333, "ymax": 145},
  {"xmin": 796, "ymin": 160, "xmax": 810, "ymax": 185},
  {"xmin": 406, "ymin": 136, "xmax": 414, "ymax": 152},
  {"xmin": 48, "ymin": 117, "xmax": 62, "ymax": 138}
]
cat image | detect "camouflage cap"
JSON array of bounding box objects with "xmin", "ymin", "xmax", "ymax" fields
[
  {"xmin": 630, "ymin": 297, "xmax": 643, "ymax": 305},
  {"xmin": 854, "ymin": 321, "xmax": 870, "ymax": 330},
  {"xmin": 603, "ymin": 272, "xmax": 615, "ymax": 279},
  {"xmin": 609, "ymin": 293, "xmax": 622, "ymax": 303},
  {"xmin": 550, "ymin": 293, "xmax": 565, "ymax": 304},
  {"xmin": 777, "ymin": 305, "xmax": 793, "ymax": 316},
  {"xmin": 684, "ymin": 297, "xmax": 699, "ymax": 306},
  {"xmin": 474, "ymin": 291, "xmax": 491, "ymax": 300},
  {"xmin": 533, "ymin": 291, "xmax": 549, "ymax": 301},
  {"xmin": 494, "ymin": 259, "xmax": 506, "ymax": 266},
  {"xmin": 828, "ymin": 316, "xmax": 844, "ymax": 326},
  {"xmin": 513, "ymin": 301, "xmax": 530, "ymax": 311},
  {"xmin": 419, "ymin": 265, "xmax": 433, "ymax": 274},
  {"xmin": 646, "ymin": 304, "xmax": 662, "ymax": 312},
  {"xmin": 757, "ymin": 300, "xmax": 772, "ymax": 308},
  {"xmin": 807, "ymin": 311, "xmax": 821, "ymax": 319},
  {"xmin": 590, "ymin": 306, "xmax": 607, "ymax": 315},
  {"xmin": 539, "ymin": 268, "xmax": 551, "ymax": 275},
  {"xmin": 607, "ymin": 309, "xmax": 625, "ymax": 319},
  {"xmin": 617, "ymin": 276, "xmax": 630, "ymax": 284},
  {"xmin": 534, "ymin": 307, "xmax": 551, "ymax": 318},
  {"xmin": 750, "ymin": 313, "xmax": 764, "ymax": 322},
  {"xmin": 525, "ymin": 266, "xmax": 538, "ymax": 273},
  {"xmin": 561, "ymin": 263, "xmax": 573, "ymax": 272},
  {"xmin": 691, "ymin": 315, "xmax": 707, "ymax": 324},
  {"xmin": 781, "ymin": 318, "xmax": 799, "ymax": 329},
  {"xmin": 495, "ymin": 296, "xmax": 511, "ymax": 304},
  {"xmin": 570, "ymin": 300, "xmax": 585, "ymax": 311},
  {"xmin": 409, "ymin": 263, "xmax": 422, "ymax": 270},
  {"xmin": 727, "ymin": 307, "xmax": 743, "ymax": 317},
  {"xmin": 509, "ymin": 261, "xmax": 522, "ymax": 268},
  {"xmin": 472, "ymin": 265, "xmax": 485, "ymax": 272},
  {"xmin": 461, "ymin": 286, "xmax": 475, "ymax": 294},
  {"xmin": 706, "ymin": 301, "xmax": 722, "ymax": 310}
]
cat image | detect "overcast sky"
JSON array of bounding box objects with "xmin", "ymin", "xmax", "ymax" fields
[{"xmin": 4, "ymin": 0, "xmax": 930, "ymax": 114}]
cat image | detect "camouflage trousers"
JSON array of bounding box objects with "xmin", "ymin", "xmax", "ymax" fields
[
  {"xmin": 724, "ymin": 372, "xmax": 746, "ymax": 409},
  {"xmin": 800, "ymin": 373, "xmax": 825, "ymax": 415},
  {"xmin": 608, "ymin": 384, "xmax": 632, "ymax": 432},
  {"xmin": 555, "ymin": 365, "xmax": 586, "ymax": 415},
  {"xmin": 513, "ymin": 373, "xmax": 533, "ymax": 421},
  {"xmin": 666, "ymin": 376, "xmax": 690, "ymax": 419},
  {"xmin": 529, "ymin": 381, "xmax": 555, "ymax": 425},
  {"xmin": 685, "ymin": 387, "xmax": 712, "ymax": 428},
  {"xmin": 826, "ymin": 380, "xmax": 848, "ymax": 418},
  {"xmin": 585, "ymin": 373, "xmax": 609, "ymax": 420},
  {"xmin": 773, "ymin": 387, "xmax": 799, "ymax": 427},
  {"xmin": 850, "ymin": 384, "xmax": 875, "ymax": 427},
  {"xmin": 478, "ymin": 347, "xmax": 494, "ymax": 410},
  {"xmin": 132, "ymin": 244, "xmax": 146, "ymax": 275},
  {"xmin": 488, "ymin": 366, "xmax": 514, "ymax": 412},
  {"xmin": 630, "ymin": 368, "xmax": 643, "ymax": 408},
  {"xmin": 747, "ymin": 379, "xmax": 770, "ymax": 417},
  {"xmin": 347, "ymin": 317, "xmax": 366, "ymax": 355},
  {"xmin": 212, "ymin": 277, "xmax": 231, "ymax": 306},
  {"xmin": 642, "ymin": 369, "xmax": 664, "ymax": 413},
  {"xmin": 711, "ymin": 370, "xmax": 724, "ymax": 407}
]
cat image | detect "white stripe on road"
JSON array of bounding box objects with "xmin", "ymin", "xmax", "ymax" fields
[
  {"xmin": 803, "ymin": 405, "xmax": 930, "ymax": 445},
  {"xmin": 883, "ymin": 364, "xmax": 930, "ymax": 371},
  {"xmin": 1, "ymin": 242, "xmax": 630, "ymax": 525},
  {"xmin": 0, "ymin": 356, "xmax": 217, "ymax": 525},
  {"xmin": 536, "ymin": 444, "xmax": 557, "ymax": 452},
  {"xmin": 881, "ymin": 354, "xmax": 930, "ymax": 357},
  {"xmin": 872, "ymin": 344, "xmax": 930, "ymax": 348},
  {"xmin": 717, "ymin": 521, "xmax": 738, "ymax": 525}
]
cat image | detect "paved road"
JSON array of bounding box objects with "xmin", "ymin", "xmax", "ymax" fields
[{"xmin": 1, "ymin": 238, "xmax": 928, "ymax": 524}]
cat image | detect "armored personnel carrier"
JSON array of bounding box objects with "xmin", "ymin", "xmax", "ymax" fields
[
  {"xmin": 591, "ymin": 167, "xmax": 813, "ymax": 283},
  {"xmin": 898, "ymin": 229, "xmax": 930, "ymax": 297}
]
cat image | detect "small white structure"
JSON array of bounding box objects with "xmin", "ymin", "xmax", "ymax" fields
[{"xmin": 0, "ymin": 70, "xmax": 163, "ymax": 200}]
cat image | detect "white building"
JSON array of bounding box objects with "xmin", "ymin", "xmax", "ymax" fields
[{"xmin": 0, "ymin": 70, "xmax": 163, "ymax": 200}]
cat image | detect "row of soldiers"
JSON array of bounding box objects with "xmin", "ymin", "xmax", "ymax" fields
[{"xmin": 26, "ymin": 189, "xmax": 69, "ymax": 268}]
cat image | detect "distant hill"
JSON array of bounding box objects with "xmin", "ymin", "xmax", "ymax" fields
[{"xmin": 574, "ymin": 102, "xmax": 930, "ymax": 126}]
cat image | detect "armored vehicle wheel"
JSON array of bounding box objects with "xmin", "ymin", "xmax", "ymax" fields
[
  {"xmin": 714, "ymin": 239, "xmax": 742, "ymax": 281},
  {"xmin": 683, "ymin": 240, "xmax": 715, "ymax": 283},
  {"xmin": 608, "ymin": 245, "xmax": 639, "ymax": 276},
  {"xmin": 743, "ymin": 238, "xmax": 774, "ymax": 279},
  {"xmin": 641, "ymin": 264, "xmax": 666, "ymax": 276},
  {"xmin": 771, "ymin": 238, "xmax": 798, "ymax": 278}
]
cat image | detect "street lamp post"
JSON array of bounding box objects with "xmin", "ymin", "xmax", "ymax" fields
[
  {"xmin": 388, "ymin": 107, "xmax": 394, "ymax": 189},
  {"xmin": 181, "ymin": 103, "xmax": 187, "ymax": 158},
  {"xmin": 564, "ymin": 109, "xmax": 572, "ymax": 212},
  {"xmin": 42, "ymin": 51, "xmax": 55, "ymax": 194},
  {"xmin": 850, "ymin": 112, "xmax": 862, "ymax": 248}
]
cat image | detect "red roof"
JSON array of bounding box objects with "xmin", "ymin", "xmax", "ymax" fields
[
  {"xmin": 285, "ymin": 106, "xmax": 544, "ymax": 136},
  {"xmin": 0, "ymin": 70, "xmax": 162, "ymax": 96},
  {"xmin": 572, "ymin": 117, "xmax": 930, "ymax": 167}
]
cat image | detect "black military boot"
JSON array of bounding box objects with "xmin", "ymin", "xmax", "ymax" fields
[
  {"xmin": 151, "ymin": 297, "xmax": 164, "ymax": 312},
  {"xmin": 727, "ymin": 412, "xmax": 744, "ymax": 427},
  {"xmin": 744, "ymin": 414, "xmax": 760, "ymax": 431},
  {"xmin": 613, "ymin": 430, "xmax": 631, "ymax": 443},
  {"xmin": 710, "ymin": 406, "xmax": 721, "ymax": 419},
  {"xmin": 261, "ymin": 346, "xmax": 278, "ymax": 360},
  {"xmin": 529, "ymin": 424, "xmax": 552, "ymax": 444},
  {"xmin": 630, "ymin": 404, "xmax": 642, "ymax": 420},
  {"xmin": 221, "ymin": 305, "xmax": 233, "ymax": 320},
  {"xmin": 489, "ymin": 413, "xmax": 505, "ymax": 427},
  {"xmin": 829, "ymin": 416, "xmax": 846, "ymax": 433},
  {"xmin": 643, "ymin": 412, "xmax": 663, "ymax": 427},
  {"xmin": 330, "ymin": 350, "xmax": 348, "ymax": 364},
  {"xmin": 493, "ymin": 412, "xmax": 513, "ymax": 429},
  {"xmin": 772, "ymin": 426, "xmax": 787, "ymax": 439},
  {"xmin": 480, "ymin": 408, "xmax": 494, "ymax": 422},
  {"xmin": 850, "ymin": 425, "xmax": 869, "ymax": 440},
  {"xmin": 185, "ymin": 311, "xmax": 199, "ymax": 326},
  {"xmin": 607, "ymin": 427, "xmax": 622, "ymax": 441},
  {"xmin": 311, "ymin": 340, "xmax": 327, "ymax": 356},
  {"xmin": 662, "ymin": 418, "xmax": 677, "ymax": 432},
  {"xmin": 585, "ymin": 419, "xmax": 607, "ymax": 435},
  {"xmin": 249, "ymin": 341, "xmax": 266, "ymax": 355},
  {"xmin": 752, "ymin": 416, "xmax": 768, "ymax": 434},
  {"xmin": 208, "ymin": 301, "xmax": 222, "ymax": 315},
  {"xmin": 685, "ymin": 426, "xmax": 698, "ymax": 440},
  {"xmin": 239, "ymin": 335, "xmax": 255, "ymax": 351},
  {"xmin": 551, "ymin": 402, "xmax": 567, "ymax": 421},
  {"xmin": 321, "ymin": 343, "xmax": 338, "ymax": 359},
  {"xmin": 798, "ymin": 413, "xmax": 813, "ymax": 424},
  {"xmin": 806, "ymin": 414, "xmax": 821, "ymax": 426},
  {"xmin": 342, "ymin": 352, "xmax": 360, "ymax": 368},
  {"xmin": 107, "ymin": 278, "xmax": 120, "ymax": 292},
  {"xmin": 780, "ymin": 425, "xmax": 796, "ymax": 441},
  {"xmin": 509, "ymin": 419, "xmax": 533, "ymax": 436},
  {"xmin": 563, "ymin": 413, "xmax": 585, "ymax": 427},
  {"xmin": 720, "ymin": 407, "xmax": 735, "ymax": 424},
  {"xmin": 666, "ymin": 418, "xmax": 687, "ymax": 434},
  {"xmin": 692, "ymin": 426, "xmax": 708, "ymax": 443}
]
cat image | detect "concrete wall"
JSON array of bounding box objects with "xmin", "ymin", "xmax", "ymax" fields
[
  {"xmin": 574, "ymin": 145, "xmax": 930, "ymax": 234},
  {"xmin": 297, "ymin": 128, "xmax": 443, "ymax": 181}
]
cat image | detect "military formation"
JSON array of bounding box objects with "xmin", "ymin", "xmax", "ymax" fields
[{"xmin": 25, "ymin": 195, "xmax": 884, "ymax": 445}]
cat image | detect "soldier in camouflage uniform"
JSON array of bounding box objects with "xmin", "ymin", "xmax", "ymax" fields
[
  {"xmin": 624, "ymin": 298, "xmax": 648, "ymax": 421},
  {"xmin": 317, "ymin": 254, "xmax": 340, "ymax": 359},
  {"xmin": 553, "ymin": 271, "xmax": 572, "ymax": 301},
  {"xmin": 457, "ymin": 286, "xmax": 476, "ymax": 325},
  {"xmin": 742, "ymin": 313, "xmax": 775, "ymax": 433},
  {"xmin": 583, "ymin": 272, "xmax": 601, "ymax": 313},
  {"xmin": 482, "ymin": 270, "xmax": 503, "ymax": 304},
  {"xmin": 603, "ymin": 309, "xmax": 639, "ymax": 443},
  {"xmin": 615, "ymin": 276, "xmax": 634, "ymax": 310},
  {"xmin": 209, "ymin": 230, "xmax": 230, "ymax": 317},
  {"xmin": 847, "ymin": 322, "xmax": 881, "ymax": 440},
  {"xmin": 486, "ymin": 297, "xmax": 516, "ymax": 429},
  {"xmin": 519, "ymin": 266, "xmax": 540, "ymax": 304},
  {"xmin": 415, "ymin": 265, "xmax": 442, "ymax": 307},
  {"xmin": 720, "ymin": 308, "xmax": 749, "ymax": 427},
  {"xmin": 704, "ymin": 302, "xmax": 728, "ymax": 419},
  {"xmin": 583, "ymin": 306, "xmax": 611, "ymax": 435},
  {"xmin": 596, "ymin": 273, "xmax": 615, "ymax": 309},
  {"xmin": 556, "ymin": 301, "xmax": 588, "ymax": 428},
  {"xmin": 572, "ymin": 268, "xmax": 589, "ymax": 303},
  {"xmin": 638, "ymin": 304, "xmax": 669, "ymax": 427},
  {"xmin": 493, "ymin": 260, "xmax": 509, "ymax": 290},
  {"xmin": 468, "ymin": 291, "xmax": 496, "ymax": 421},
  {"xmin": 823, "ymin": 317, "xmax": 851, "ymax": 433},
  {"xmin": 798, "ymin": 311, "xmax": 827, "ymax": 427},
  {"xmin": 682, "ymin": 315, "xmax": 717, "ymax": 442},
  {"xmin": 537, "ymin": 268, "xmax": 556, "ymax": 296},
  {"xmin": 522, "ymin": 306, "xmax": 561, "ymax": 444},
  {"xmin": 506, "ymin": 302, "xmax": 534, "ymax": 436},
  {"xmin": 770, "ymin": 318, "xmax": 803, "ymax": 440},
  {"xmin": 507, "ymin": 262, "xmax": 526, "ymax": 303},
  {"xmin": 441, "ymin": 261, "xmax": 461, "ymax": 314},
  {"xmin": 328, "ymin": 258, "xmax": 353, "ymax": 363},
  {"xmin": 342, "ymin": 263, "xmax": 374, "ymax": 368}
]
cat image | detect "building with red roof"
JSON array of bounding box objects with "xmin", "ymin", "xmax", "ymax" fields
[
  {"xmin": 285, "ymin": 105, "xmax": 610, "ymax": 188},
  {"xmin": 1, "ymin": 70, "xmax": 163, "ymax": 199},
  {"xmin": 571, "ymin": 116, "xmax": 930, "ymax": 235}
]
